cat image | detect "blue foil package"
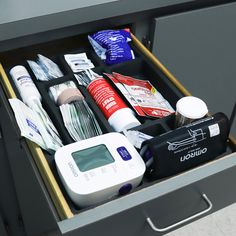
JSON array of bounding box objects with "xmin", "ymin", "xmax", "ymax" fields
[
  {"xmin": 89, "ymin": 29, "xmax": 131, "ymax": 48},
  {"xmin": 88, "ymin": 29, "xmax": 135, "ymax": 65},
  {"xmin": 106, "ymin": 42, "xmax": 134, "ymax": 65}
]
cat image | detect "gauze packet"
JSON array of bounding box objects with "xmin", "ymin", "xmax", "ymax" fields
[{"xmin": 88, "ymin": 29, "xmax": 135, "ymax": 65}]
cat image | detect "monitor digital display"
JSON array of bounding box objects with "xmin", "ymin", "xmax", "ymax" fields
[{"xmin": 72, "ymin": 144, "xmax": 115, "ymax": 172}]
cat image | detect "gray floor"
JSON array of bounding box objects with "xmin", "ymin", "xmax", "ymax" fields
[{"xmin": 166, "ymin": 203, "xmax": 236, "ymax": 236}]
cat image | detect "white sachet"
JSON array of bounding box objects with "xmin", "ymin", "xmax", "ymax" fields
[
  {"xmin": 64, "ymin": 53, "xmax": 95, "ymax": 72},
  {"xmin": 9, "ymin": 98, "xmax": 47, "ymax": 150}
]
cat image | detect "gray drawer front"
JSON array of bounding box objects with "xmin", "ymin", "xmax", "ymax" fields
[
  {"xmin": 59, "ymin": 152, "xmax": 236, "ymax": 236},
  {"xmin": 0, "ymin": 81, "xmax": 60, "ymax": 236},
  {"xmin": 0, "ymin": 213, "xmax": 7, "ymax": 236},
  {"xmin": 0, "ymin": 101, "xmax": 27, "ymax": 236},
  {"xmin": 152, "ymin": 2, "xmax": 236, "ymax": 136}
]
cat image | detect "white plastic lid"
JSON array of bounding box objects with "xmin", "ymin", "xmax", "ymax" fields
[
  {"xmin": 10, "ymin": 65, "xmax": 30, "ymax": 78},
  {"xmin": 108, "ymin": 108, "xmax": 141, "ymax": 132},
  {"xmin": 176, "ymin": 96, "xmax": 208, "ymax": 119}
]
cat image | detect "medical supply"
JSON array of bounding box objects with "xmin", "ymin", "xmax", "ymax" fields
[
  {"xmin": 38, "ymin": 54, "xmax": 63, "ymax": 79},
  {"xmin": 141, "ymin": 112, "xmax": 229, "ymax": 179},
  {"xmin": 28, "ymin": 60, "xmax": 48, "ymax": 81},
  {"xmin": 10, "ymin": 65, "xmax": 42, "ymax": 107},
  {"xmin": 49, "ymin": 81, "xmax": 81, "ymax": 105},
  {"xmin": 55, "ymin": 132, "xmax": 146, "ymax": 207},
  {"xmin": 10, "ymin": 65, "xmax": 63, "ymax": 151},
  {"xmin": 105, "ymin": 72, "xmax": 175, "ymax": 118},
  {"xmin": 88, "ymin": 29, "xmax": 135, "ymax": 65},
  {"xmin": 28, "ymin": 54, "xmax": 63, "ymax": 80},
  {"xmin": 175, "ymin": 96, "xmax": 208, "ymax": 127},
  {"xmin": 64, "ymin": 53, "xmax": 95, "ymax": 72},
  {"xmin": 9, "ymin": 98, "xmax": 47, "ymax": 150},
  {"xmin": 74, "ymin": 69, "xmax": 100, "ymax": 86},
  {"xmin": 49, "ymin": 81, "xmax": 102, "ymax": 141},
  {"xmin": 75, "ymin": 69, "xmax": 141, "ymax": 132},
  {"xmin": 123, "ymin": 129, "xmax": 153, "ymax": 149}
]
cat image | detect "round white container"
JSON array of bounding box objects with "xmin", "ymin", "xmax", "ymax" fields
[{"xmin": 175, "ymin": 96, "xmax": 208, "ymax": 127}]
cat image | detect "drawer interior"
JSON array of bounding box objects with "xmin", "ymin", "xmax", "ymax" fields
[{"xmin": 1, "ymin": 31, "xmax": 235, "ymax": 217}]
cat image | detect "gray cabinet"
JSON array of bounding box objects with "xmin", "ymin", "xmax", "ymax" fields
[
  {"xmin": 1, "ymin": 33, "xmax": 235, "ymax": 235},
  {"xmin": 0, "ymin": 102, "xmax": 26, "ymax": 236},
  {"xmin": 0, "ymin": 1, "xmax": 235, "ymax": 236},
  {"xmin": 0, "ymin": 213, "xmax": 7, "ymax": 236},
  {"xmin": 152, "ymin": 2, "xmax": 236, "ymax": 136}
]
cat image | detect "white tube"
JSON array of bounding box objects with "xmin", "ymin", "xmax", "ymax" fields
[
  {"xmin": 10, "ymin": 65, "xmax": 42, "ymax": 108},
  {"xmin": 87, "ymin": 77, "xmax": 140, "ymax": 132}
]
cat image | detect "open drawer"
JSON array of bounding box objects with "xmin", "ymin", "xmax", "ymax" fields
[{"xmin": 0, "ymin": 32, "xmax": 235, "ymax": 236}]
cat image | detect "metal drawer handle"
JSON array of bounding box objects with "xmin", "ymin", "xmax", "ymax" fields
[{"xmin": 146, "ymin": 193, "xmax": 212, "ymax": 233}]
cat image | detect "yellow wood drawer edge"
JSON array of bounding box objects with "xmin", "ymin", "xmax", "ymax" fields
[{"xmin": 0, "ymin": 63, "xmax": 73, "ymax": 220}]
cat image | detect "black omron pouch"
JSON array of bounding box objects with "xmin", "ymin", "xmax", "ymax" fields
[{"xmin": 141, "ymin": 112, "xmax": 229, "ymax": 180}]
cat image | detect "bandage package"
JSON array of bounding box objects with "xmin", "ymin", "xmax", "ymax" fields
[{"xmin": 88, "ymin": 29, "xmax": 135, "ymax": 65}]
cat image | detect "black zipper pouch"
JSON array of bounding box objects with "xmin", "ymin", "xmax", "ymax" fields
[{"xmin": 141, "ymin": 113, "xmax": 229, "ymax": 180}]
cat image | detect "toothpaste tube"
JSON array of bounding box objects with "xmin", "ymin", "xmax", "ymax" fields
[{"xmin": 87, "ymin": 76, "xmax": 140, "ymax": 132}]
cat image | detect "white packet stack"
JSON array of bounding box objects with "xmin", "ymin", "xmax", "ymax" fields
[
  {"xmin": 49, "ymin": 81, "xmax": 102, "ymax": 141},
  {"xmin": 9, "ymin": 65, "xmax": 63, "ymax": 151},
  {"xmin": 64, "ymin": 53, "xmax": 95, "ymax": 72},
  {"xmin": 38, "ymin": 54, "xmax": 63, "ymax": 79},
  {"xmin": 27, "ymin": 60, "xmax": 48, "ymax": 81},
  {"xmin": 28, "ymin": 54, "xmax": 63, "ymax": 81},
  {"xmin": 9, "ymin": 98, "xmax": 48, "ymax": 150}
]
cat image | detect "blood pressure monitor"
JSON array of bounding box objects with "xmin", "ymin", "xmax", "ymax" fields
[{"xmin": 55, "ymin": 132, "xmax": 146, "ymax": 207}]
